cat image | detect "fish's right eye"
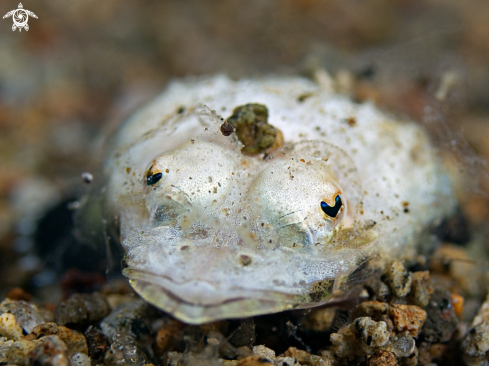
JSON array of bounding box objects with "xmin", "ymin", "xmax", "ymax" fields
[{"xmin": 147, "ymin": 172, "xmax": 162, "ymax": 186}]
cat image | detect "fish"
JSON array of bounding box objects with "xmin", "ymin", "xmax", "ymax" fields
[{"xmin": 99, "ymin": 75, "xmax": 455, "ymax": 324}]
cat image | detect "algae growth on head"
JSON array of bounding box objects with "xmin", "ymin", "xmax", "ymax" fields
[{"xmin": 100, "ymin": 75, "xmax": 455, "ymax": 324}]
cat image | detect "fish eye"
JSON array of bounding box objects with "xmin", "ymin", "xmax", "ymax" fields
[
  {"xmin": 147, "ymin": 172, "xmax": 162, "ymax": 186},
  {"xmin": 320, "ymin": 194, "xmax": 343, "ymax": 218}
]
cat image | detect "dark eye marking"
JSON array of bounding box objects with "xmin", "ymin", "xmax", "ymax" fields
[
  {"xmin": 147, "ymin": 172, "xmax": 162, "ymax": 186},
  {"xmin": 321, "ymin": 195, "xmax": 343, "ymax": 218}
]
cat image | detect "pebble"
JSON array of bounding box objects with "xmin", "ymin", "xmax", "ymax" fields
[
  {"xmin": 352, "ymin": 301, "xmax": 389, "ymax": 320},
  {"xmin": 155, "ymin": 320, "xmax": 181, "ymax": 352},
  {"xmin": 282, "ymin": 347, "xmax": 311, "ymax": 364},
  {"xmin": 100, "ymin": 299, "xmax": 154, "ymax": 343},
  {"xmin": 352, "ymin": 317, "xmax": 390, "ymax": 347},
  {"xmin": 368, "ymin": 351, "xmax": 397, "ymax": 366},
  {"xmin": 365, "ymin": 278, "xmax": 391, "ymax": 303},
  {"xmin": 422, "ymin": 288, "xmax": 459, "ymax": 343},
  {"xmin": 0, "ymin": 339, "xmax": 14, "ymax": 363},
  {"xmin": 386, "ymin": 332, "xmax": 416, "ymax": 358},
  {"xmin": 58, "ymin": 326, "xmax": 88, "ymax": 357},
  {"xmin": 8, "ymin": 335, "xmax": 70, "ymax": 366},
  {"xmin": 23, "ymin": 322, "xmax": 59, "ymax": 340},
  {"xmin": 6, "ymin": 288, "xmax": 33, "ymax": 302},
  {"xmin": 399, "ymin": 346, "xmax": 418, "ymax": 366},
  {"xmin": 8, "ymin": 338, "xmax": 42, "ymax": 364},
  {"xmin": 33, "ymin": 335, "xmax": 70, "ymax": 366},
  {"xmin": 462, "ymin": 293, "xmax": 489, "ymax": 366},
  {"xmin": 55, "ymin": 293, "xmax": 110, "ymax": 326},
  {"xmin": 384, "ymin": 260, "xmax": 412, "ymax": 298},
  {"xmin": 253, "ymin": 344, "xmax": 275, "ymax": 360},
  {"xmin": 302, "ymin": 307, "xmax": 337, "ymax": 331},
  {"xmin": 70, "ymin": 352, "xmax": 91, "ymax": 366},
  {"xmin": 85, "ymin": 325, "xmax": 109, "ymax": 361},
  {"xmin": 273, "ymin": 356, "xmax": 300, "ymax": 365},
  {"xmin": 388, "ymin": 304, "xmax": 427, "ymax": 337},
  {"xmin": 0, "ymin": 313, "xmax": 24, "ymax": 340},
  {"xmin": 0, "ymin": 298, "xmax": 45, "ymax": 333},
  {"xmin": 104, "ymin": 332, "xmax": 150, "ymax": 366},
  {"xmin": 407, "ymin": 271, "xmax": 433, "ymax": 307},
  {"xmin": 418, "ymin": 343, "xmax": 446, "ymax": 365}
]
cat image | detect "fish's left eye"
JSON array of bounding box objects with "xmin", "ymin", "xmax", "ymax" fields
[
  {"xmin": 147, "ymin": 172, "xmax": 162, "ymax": 186},
  {"xmin": 321, "ymin": 195, "xmax": 343, "ymax": 218}
]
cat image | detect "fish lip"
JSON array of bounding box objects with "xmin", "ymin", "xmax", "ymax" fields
[{"xmin": 124, "ymin": 268, "xmax": 306, "ymax": 324}]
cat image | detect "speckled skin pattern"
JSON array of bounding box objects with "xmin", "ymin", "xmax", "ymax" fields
[{"xmin": 104, "ymin": 75, "xmax": 454, "ymax": 324}]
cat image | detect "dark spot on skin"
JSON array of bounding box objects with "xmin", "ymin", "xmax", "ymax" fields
[
  {"xmin": 297, "ymin": 92, "xmax": 313, "ymax": 103},
  {"xmin": 344, "ymin": 117, "xmax": 356, "ymax": 127},
  {"xmin": 177, "ymin": 106, "xmax": 185, "ymax": 114},
  {"xmin": 240, "ymin": 255, "xmax": 252, "ymax": 266},
  {"xmin": 357, "ymin": 65, "xmax": 376, "ymax": 80},
  {"xmin": 147, "ymin": 172, "xmax": 162, "ymax": 186},
  {"xmin": 220, "ymin": 121, "xmax": 234, "ymax": 136}
]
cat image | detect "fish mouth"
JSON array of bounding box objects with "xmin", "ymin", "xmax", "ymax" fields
[{"xmin": 123, "ymin": 267, "xmax": 310, "ymax": 324}]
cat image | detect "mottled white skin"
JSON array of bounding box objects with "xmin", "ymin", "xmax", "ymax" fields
[{"xmin": 104, "ymin": 75, "xmax": 454, "ymax": 324}]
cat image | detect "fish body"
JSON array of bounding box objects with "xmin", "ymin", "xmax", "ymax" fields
[{"xmin": 103, "ymin": 75, "xmax": 454, "ymax": 324}]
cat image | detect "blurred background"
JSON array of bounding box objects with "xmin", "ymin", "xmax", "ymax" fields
[{"xmin": 0, "ymin": 0, "xmax": 488, "ymax": 301}]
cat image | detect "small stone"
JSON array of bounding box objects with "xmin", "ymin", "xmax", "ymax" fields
[
  {"xmin": 166, "ymin": 351, "xmax": 182, "ymax": 366},
  {"xmin": 0, "ymin": 313, "xmax": 24, "ymax": 340},
  {"xmin": 0, "ymin": 339, "xmax": 14, "ymax": 363},
  {"xmin": 365, "ymin": 278, "xmax": 391, "ymax": 303},
  {"xmin": 6, "ymin": 288, "xmax": 32, "ymax": 302},
  {"xmin": 0, "ymin": 298, "xmax": 45, "ymax": 333},
  {"xmin": 36, "ymin": 335, "xmax": 68, "ymax": 356},
  {"xmin": 236, "ymin": 346, "xmax": 254, "ymax": 360},
  {"xmin": 451, "ymin": 293, "xmax": 464, "ymax": 318},
  {"xmin": 11, "ymin": 335, "xmax": 71, "ymax": 366},
  {"xmin": 237, "ymin": 355, "xmax": 274, "ymax": 365},
  {"xmin": 253, "ymin": 344, "xmax": 275, "ymax": 360},
  {"xmin": 23, "ymin": 322, "xmax": 59, "ymax": 341},
  {"xmin": 55, "ymin": 293, "xmax": 110, "ymax": 326},
  {"xmin": 283, "ymin": 347, "xmax": 310, "ymax": 363},
  {"xmin": 368, "ymin": 351, "xmax": 397, "ymax": 366},
  {"xmin": 303, "ymin": 307, "xmax": 337, "ymax": 331},
  {"xmin": 388, "ymin": 332, "xmax": 415, "ymax": 358},
  {"xmin": 228, "ymin": 318, "xmax": 255, "ymax": 347},
  {"xmin": 7, "ymin": 339, "xmax": 42, "ymax": 365},
  {"xmin": 331, "ymin": 324, "xmax": 374, "ymax": 359},
  {"xmin": 399, "ymin": 346, "xmax": 418, "ymax": 366},
  {"xmin": 100, "ymin": 299, "xmax": 155, "ymax": 343},
  {"xmin": 58, "ymin": 326, "xmax": 88, "ymax": 357},
  {"xmin": 104, "ymin": 332, "xmax": 150, "ymax": 366},
  {"xmin": 84, "ymin": 326, "xmax": 109, "ymax": 361},
  {"xmin": 422, "ymin": 288, "xmax": 458, "ymax": 343},
  {"xmin": 352, "ymin": 301, "xmax": 389, "ymax": 320},
  {"xmin": 273, "ymin": 356, "xmax": 299, "ymax": 365},
  {"xmin": 309, "ymin": 354, "xmax": 332, "ymax": 366},
  {"xmin": 418, "ymin": 342, "xmax": 447, "ymax": 366},
  {"xmin": 388, "ymin": 304, "xmax": 427, "ymax": 337},
  {"xmin": 155, "ymin": 320, "xmax": 182, "ymax": 352},
  {"xmin": 384, "ymin": 260, "xmax": 412, "ymax": 298},
  {"xmin": 407, "ymin": 271, "xmax": 433, "ymax": 307},
  {"xmin": 351, "ymin": 317, "xmax": 390, "ymax": 347},
  {"xmin": 462, "ymin": 322, "xmax": 489, "ymax": 365},
  {"xmin": 70, "ymin": 352, "xmax": 91, "ymax": 366}
]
